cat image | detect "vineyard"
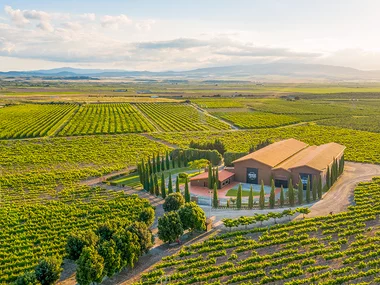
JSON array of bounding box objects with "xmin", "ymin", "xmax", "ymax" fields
[
  {"xmin": 136, "ymin": 103, "xmax": 231, "ymax": 131},
  {"xmin": 318, "ymin": 115, "xmax": 380, "ymax": 133},
  {"xmin": 152, "ymin": 125, "xmax": 380, "ymax": 164},
  {"xmin": 58, "ymin": 103, "xmax": 155, "ymax": 136},
  {"xmin": 0, "ymin": 185, "xmax": 153, "ymax": 283},
  {"xmin": 211, "ymin": 112, "xmax": 301, "ymax": 129},
  {"xmin": 0, "ymin": 104, "xmax": 77, "ymax": 139},
  {"xmin": 135, "ymin": 177, "xmax": 380, "ymax": 285}
]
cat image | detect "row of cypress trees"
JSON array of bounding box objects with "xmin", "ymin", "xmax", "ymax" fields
[
  {"xmin": 207, "ymin": 164, "xmax": 219, "ymax": 189},
  {"xmin": 326, "ymin": 155, "xmax": 345, "ymax": 190}
]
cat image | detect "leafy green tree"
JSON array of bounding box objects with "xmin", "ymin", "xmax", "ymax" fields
[
  {"xmin": 76, "ymin": 246, "xmax": 104, "ymax": 285},
  {"xmin": 236, "ymin": 184, "xmax": 242, "ymax": 209},
  {"xmin": 158, "ymin": 211, "xmax": 184, "ymax": 243},
  {"xmin": 306, "ymin": 177, "xmax": 311, "ymax": 203},
  {"xmin": 213, "ymin": 182, "xmax": 218, "ymax": 208},
  {"xmin": 312, "ymin": 177, "xmax": 317, "ymax": 201},
  {"xmin": 248, "ymin": 185, "xmax": 254, "ymax": 209},
  {"xmin": 184, "ymin": 177, "xmax": 190, "ymax": 202},
  {"xmin": 126, "ymin": 221, "xmax": 154, "ymax": 254},
  {"xmin": 35, "ymin": 256, "xmax": 62, "ymax": 285},
  {"xmin": 317, "ymin": 175, "xmax": 323, "ymax": 200},
  {"xmin": 66, "ymin": 230, "xmax": 99, "ymax": 261},
  {"xmin": 188, "ymin": 159, "xmax": 209, "ymax": 173},
  {"xmin": 296, "ymin": 207, "xmax": 311, "ymax": 219},
  {"xmin": 280, "ymin": 185, "xmax": 284, "ymax": 207},
  {"xmin": 15, "ymin": 271, "xmax": 38, "ymax": 285},
  {"xmin": 207, "ymin": 164, "xmax": 213, "ymax": 189},
  {"xmin": 163, "ymin": 192, "xmax": 185, "ymax": 212},
  {"xmin": 288, "ymin": 179, "xmax": 295, "ymax": 207},
  {"xmin": 138, "ymin": 207, "xmax": 155, "ymax": 227},
  {"xmin": 269, "ymin": 179, "xmax": 275, "ymax": 209},
  {"xmin": 97, "ymin": 240, "xmax": 121, "ymax": 278},
  {"xmin": 259, "ymin": 180, "xmax": 265, "ymax": 210},
  {"xmin": 112, "ymin": 229, "xmax": 140, "ymax": 268},
  {"xmin": 298, "ymin": 176, "xmax": 303, "ymax": 205},
  {"xmin": 154, "ymin": 173, "xmax": 160, "ymax": 196},
  {"xmin": 168, "ymin": 173, "xmax": 173, "ymax": 194},
  {"xmin": 96, "ymin": 222, "xmax": 116, "ymax": 242},
  {"xmin": 178, "ymin": 202, "xmax": 206, "ymax": 232},
  {"xmin": 160, "ymin": 173, "xmax": 166, "ymax": 199},
  {"xmin": 175, "ymin": 176, "xmax": 180, "ymax": 193}
]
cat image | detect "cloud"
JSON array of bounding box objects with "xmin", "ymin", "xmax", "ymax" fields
[
  {"xmin": 216, "ymin": 47, "xmax": 321, "ymax": 58},
  {"xmin": 136, "ymin": 38, "xmax": 210, "ymax": 50},
  {"xmin": 135, "ymin": 19, "xmax": 155, "ymax": 31},
  {"xmin": 80, "ymin": 13, "xmax": 96, "ymax": 21},
  {"xmin": 101, "ymin": 14, "xmax": 131, "ymax": 29},
  {"xmin": 4, "ymin": 5, "xmax": 29, "ymax": 26},
  {"xmin": 4, "ymin": 5, "xmax": 53, "ymax": 32}
]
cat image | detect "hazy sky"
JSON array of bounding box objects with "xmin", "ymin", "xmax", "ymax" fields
[{"xmin": 1, "ymin": 0, "xmax": 380, "ymax": 71}]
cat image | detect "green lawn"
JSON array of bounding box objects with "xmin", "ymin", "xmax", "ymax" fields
[
  {"xmin": 225, "ymin": 188, "xmax": 261, "ymax": 197},
  {"xmin": 109, "ymin": 167, "xmax": 194, "ymax": 188}
]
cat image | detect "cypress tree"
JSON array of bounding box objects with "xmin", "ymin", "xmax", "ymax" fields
[
  {"xmin": 215, "ymin": 168, "xmax": 219, "ymax": 189},
  {"xmin": 298, "ymin": 176, "xmax": 303, "ymax": 205},
  {"xmin": 317, "ymin": 175, "xmax": 322, "ymax": 200},
  {"xmin": 306, "ymin": 177, "xmax": 311, "ymax": 204},
  {"xmin": 156, "ymin": 154, "xmax": 161, "ymax": 173},
  {"xmin": 165, "ymin": 151, "xmax": 170, "ymax": 170},
  {"xmin": 208, "ymin": 164, "xmax": 213, "ymax": 189},
  {"xmin": 213, "ymin": 182, "xmax": 218, "ymax": 208},
  {"xmin": 161, "ymin": 173, "xmax": 166, "ymax": 199},
  {"xmin": 184, "ymin": 177, "xmax": 190, "ymax": 202},
  {"xmin": 175, "ymin": 176, "xmax": 180, "ymax": 193},
  {"xmin": 335, "ymin": 158, "xmax": 339, "ymax": 180},
  {"xmin": 152, "ymin": 153, "xmax": 156, "ymax": 174},
  {"xmin": 280, "ymin": 185, "xmax": 284, "ymax": 207},
  {"xmin": 259, "ymin": 180, "xmax": 265, "ymax": 210},
  {"xmin": 269, "ymin": 179, "xmax": 275, "ymax": 209},
  {"xmin": 312, "ymin": 176, "xmax": 317, "ymax": 201},
  {"xmin": 154, "ymin": 173, "xmax": 160, "ymax": 196},
  {"xmin": 236, "ymin": 184, "xmax": 242, "ymax": 209},
  {"xmin": 288, "ymin": 179, "xmax": 295, "ymax": 207},
  {"xmin": 144, "ymin": 168, "xmax": 149, "ymax": 191},
  {"xmin": 248, "ymin": 185, "xmax": 254, "ymax": 209},
  {"xmin": 341, "ymin": 155, "xmax": 345, "ymax": 174},
  {"xmin": 168, "ymin": 173, "xmax": 173, "ymax": 194},
  {"xmin": 148, "ymin": 157, "xmax": 152, "ymax": 174},
  {"xmin": 184, "ymin": 152, "xmax": 188, "ymax": 168},
  {"xmin": 171, "ymin": 154, "xmax": 175, "ymax": 169},
  {"xmin": 149, "ymin": 173, "xmax": 154, "ymax": 195},
  {"xmin": 326, "ymin": 166, "xmax": 330, "ymax": 189},
  {"xmin": 177, "ymin": 152, "xmax": 181, "ymax": 168},
  {"xmin": 161, "ymin": 157, "xmax": 165, "ymax": 172}
]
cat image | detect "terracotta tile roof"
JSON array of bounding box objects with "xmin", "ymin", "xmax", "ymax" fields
[
  {"xmin": 190, "ymin": 169, "xmax": 235, "ymax": 182},
  {"xmin": 233, "ymin": 138, "xmax": 309, "ymax": 167},
  {"xmin": 288, "ymin": 142, "xmax": 346, "ymax": 171}
]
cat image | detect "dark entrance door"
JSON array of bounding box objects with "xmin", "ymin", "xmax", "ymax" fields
[
  {"xmin": 246, "ymin": 168, "xmax": 258, "ymax": 184},
  {"xmin": 300, "ymin": 173, "xmax": 312, "ymax": 190},
  {"xmin": 275, "ymin": 179, "xmax": 288, "ymax": 188}
]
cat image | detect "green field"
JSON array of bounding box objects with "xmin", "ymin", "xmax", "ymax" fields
[{"xmin": 225, "ymin": 188, "xmax": 261, "ymax": 197}]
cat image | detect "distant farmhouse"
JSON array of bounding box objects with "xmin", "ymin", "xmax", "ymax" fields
[{"xmin": 190, "ymin": 138, "xmax": 345, "ymax": 189}]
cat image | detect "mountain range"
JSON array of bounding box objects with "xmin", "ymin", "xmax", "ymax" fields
[{"xmin": 1, "ymin": 63, "xmax": 380, "ymax": 81}]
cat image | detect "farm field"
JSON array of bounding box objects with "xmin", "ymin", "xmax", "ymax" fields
[
  {"xmin": 318, "ymin": 115, "xmax": 380, "ymax": 133},
  {"xmin": 152, "ymin": 125, "xmax": 380, "ymax": 164},
  {"xmin": 136, "ymin": 103, "xmax": 231, "ymax": 131},
  {"xmin": 58, "ymin": 103, "xmax": 155, "ymax": 136},
  {"xmin": 135, "ymin": 178, "xmax": 380, "ymax": 285},
  {"xmin": 0, "ymin": 185, "xmax": 153, "ymax": 283},
  {"xmin": 0, "ymin": 103, "xmax": 77, "ymax": 139}
]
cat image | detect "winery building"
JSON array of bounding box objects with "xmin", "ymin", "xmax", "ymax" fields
[{"xmin": 232, "ymin": 138, "xmax": 345, "ymax": 188}]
